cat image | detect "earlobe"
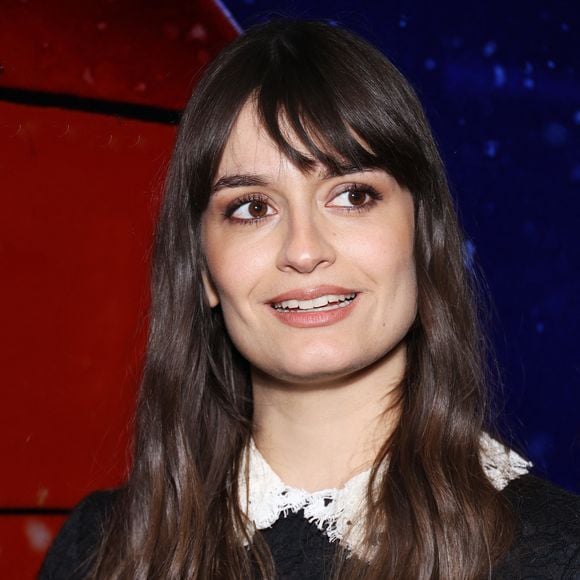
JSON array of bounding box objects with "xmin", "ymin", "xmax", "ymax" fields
[{"xmin": 202, "ymin": 270, "xmax": 220, "ymax": 308}]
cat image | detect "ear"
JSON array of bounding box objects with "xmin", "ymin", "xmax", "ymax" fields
[{"xmin": 202, "ymin": 270, "xmax": 220, "ymax": 308}]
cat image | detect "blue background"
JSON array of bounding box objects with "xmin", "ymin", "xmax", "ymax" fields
[{"xmin": 223, "ymin": 0, "xmax": 580, "ymax": 491}]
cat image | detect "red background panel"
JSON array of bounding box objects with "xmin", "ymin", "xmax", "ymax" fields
[
  {"xmin": 0, "ymin": 1, "xmax": 238, "ymax": 575},
  {"xmin": 0, "ymin": 516, "xmax": 67, "ymax": 578},
  {"xmin": 0, "ymin": 0, "xmax": 239, "ymax": 109},
  {"xmin": 0, "ymin": 102, "xmax": 176, "ymax": 507}
]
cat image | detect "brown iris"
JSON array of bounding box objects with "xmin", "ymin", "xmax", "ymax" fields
[
  {"xmin": 248, "ymin": 200, "xmax": 268, "ymax": 218},
  {"xmin": 348, "ymin": 190, "xmax": 367, "ymax": 206}
]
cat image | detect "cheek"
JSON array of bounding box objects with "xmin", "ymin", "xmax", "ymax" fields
[
  {"xmin": 345, "ymin": 221, "xmax": 415, "ymax": 278},
  {"xmin": 351, "ymin": 222, "xmax": 417, "ymax": 323},
  {"xmin": 204, "ymin": 233, "xmax": 272, "ymax": 307}
]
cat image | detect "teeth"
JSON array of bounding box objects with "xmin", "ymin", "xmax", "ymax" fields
[{"xmin": 273, "ymin": 293, "xmax": 356, "ymax": 311}]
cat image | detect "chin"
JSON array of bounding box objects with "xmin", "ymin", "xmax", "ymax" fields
[{"xmin": 270, "ymin": 350, "xmax": 372, "ymax": 385}]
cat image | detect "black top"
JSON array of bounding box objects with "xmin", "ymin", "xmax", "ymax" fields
[{"xmin": 40, "ymin": 474, "xmax": 580, "ymax": 579}]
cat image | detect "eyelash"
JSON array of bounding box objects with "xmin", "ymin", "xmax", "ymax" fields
[
  {"xmin": 223, "ymin": 193, "xmax": 271, "ymax": 226},
  {"xmin": 334, "ymin": 184, "xmax": 383, "ymax": 213},
  {"xmin": 222, "ymin": 184, "xmax": 383, "ymax": 226}
]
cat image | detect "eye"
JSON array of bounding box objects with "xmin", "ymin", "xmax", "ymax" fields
[
  {"xmin": 327, "ymin": 184, "xmax": 382, "ymax": 209},
  {"xmin": 225, "ymin": 195, "xmax": 276, "ymax": 222}
]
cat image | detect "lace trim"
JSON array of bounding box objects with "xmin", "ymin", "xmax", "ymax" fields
[
  {"xmin": 238, "ymin": 433, "xmax": 532, "ymax": 559},
  {"xmin": 479, "ymin": 432, "xmax": 532, "ymax": 489}
]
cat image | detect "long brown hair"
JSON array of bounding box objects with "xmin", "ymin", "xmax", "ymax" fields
[{"xmin": 89, "ymin": 19, "xmax": 516, "ymax": 579}]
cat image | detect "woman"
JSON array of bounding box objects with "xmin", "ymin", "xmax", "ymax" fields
[{"xmin": 41, "ymin": 19, "xmax": 580, "ymax": 579}]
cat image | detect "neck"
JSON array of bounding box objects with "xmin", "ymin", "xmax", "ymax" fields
[{"xmin": 251, "ymin": 341, "xmax": 405, "ymax": 492}]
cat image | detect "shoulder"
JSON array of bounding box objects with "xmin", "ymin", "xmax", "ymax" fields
[
  {"xmin": 502, "ymin": 473, "xmax": 580, "ymax": 538},
  {"xmin": 39, "ymin": 490, "xmax": 119, "ymax": 580},
  {"xmin": 494, "ymin": 473, "xmax": 580, "ymax": 579}
]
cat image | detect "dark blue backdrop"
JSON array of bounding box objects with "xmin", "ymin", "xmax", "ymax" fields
[{"xmin": 223, "ymin": 0, "xmax": 580, "ymax": 491}]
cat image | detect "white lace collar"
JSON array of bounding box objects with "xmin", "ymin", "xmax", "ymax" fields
[{"xmin": 238, "ymin": 433, "xmax": 531, "ymax": 559}]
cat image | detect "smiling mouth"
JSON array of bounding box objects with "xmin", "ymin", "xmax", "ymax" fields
[{"xmin": 271, "ymin": 293, "xmax": 357, "ymax": 312}]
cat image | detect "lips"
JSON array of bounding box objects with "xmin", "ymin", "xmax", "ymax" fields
[
  {"xmin": 269, "ymin": 286, "xmax": 359, "ymax": 316},
  {"xmin": 272, "ymin": 293, "xmax": 356, "ymax": 311},
  {"xmin": 268, "ymin": 285, "xmax": 359, "ymax": 305},
  {"xmin": 268, "ymin": 286, "xmax": 360, "ymax": 328}
]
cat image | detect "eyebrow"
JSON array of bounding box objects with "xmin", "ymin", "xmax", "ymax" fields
[{"xmin": 210, "ymin": 165, "xmax": 377, "ymax": 195}]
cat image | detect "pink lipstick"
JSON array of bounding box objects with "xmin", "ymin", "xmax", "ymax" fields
[{"xmin": 268, "ymin": 286, "xmax": 359, "ymax": 328}]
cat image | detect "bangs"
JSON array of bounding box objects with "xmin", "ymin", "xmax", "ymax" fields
[
  {"xmin": 192, "ymin": 20, "xmax": 432, "ymax": 209},
  {"xmin": 252, "ymin": 67, "xmax": 380, "ymax": 177},
  {"xmin": 246, "ymin": 21, "xmax": 430, "ymax": 194}
]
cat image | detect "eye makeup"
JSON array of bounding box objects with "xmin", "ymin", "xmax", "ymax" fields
[{"xmin": 220, "ymin": 181, "xmax": 384, "ymax": 226}]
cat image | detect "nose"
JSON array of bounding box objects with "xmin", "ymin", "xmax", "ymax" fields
[{"xmin": 276, "ymin": 212, "xmax": 336, "ymax": 273}]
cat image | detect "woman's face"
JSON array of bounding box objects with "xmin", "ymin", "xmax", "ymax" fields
[{"xmin": 201, "ymin": 101, "xmax": 417, "ymax": 384}]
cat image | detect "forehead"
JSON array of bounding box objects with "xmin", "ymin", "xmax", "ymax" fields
[
  {"xmin": 215, "ymin": 99, "xmax": 379, "ymax": 188},
  {"xmin": 217, "ymin": 100, "xmax": 307, "ymax": 177}
]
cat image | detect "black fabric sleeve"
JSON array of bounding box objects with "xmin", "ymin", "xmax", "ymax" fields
[
  {"xmin": 493, "ymin": 474, "xmax": 580, "ymax": 579},
  {"xmin": 38, "ymin": 490, "xmax": 117, "ymax": 580}
]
